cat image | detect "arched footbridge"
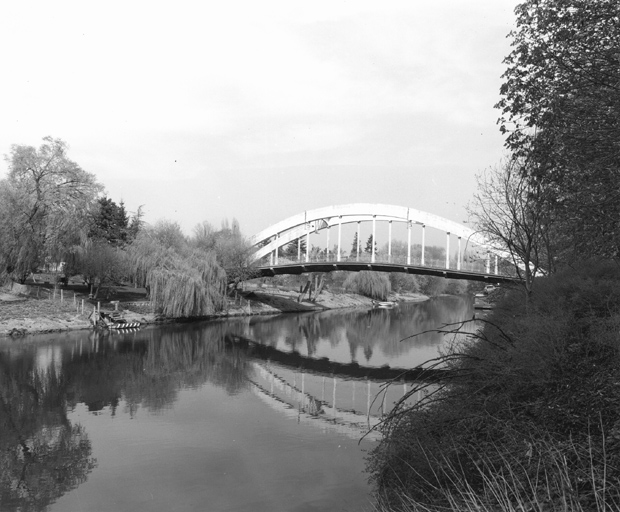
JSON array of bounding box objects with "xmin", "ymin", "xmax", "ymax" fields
[{"xmin": 249, "ymin": 204, "xmax": 520, "ymax": 284}]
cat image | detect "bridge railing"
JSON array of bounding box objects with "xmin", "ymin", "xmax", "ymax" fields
[{"xmin": 257, "ymin": 251, "xmax": 517, "ymax": 278}]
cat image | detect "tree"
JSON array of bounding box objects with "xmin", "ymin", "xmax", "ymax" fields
[
  {"xmin": 66, "ymin": 241, "xmax": 128, "ymax": 298},
  {"xmin": 0, "ymin": 180, "xmax": 41, "ymax": 281},
  {"xmin": 0, "ymin": 137, "xmax": 102, "ymax": 282},
  {"xmin": 191, "ymin": 218, "xmax": 258, "ymax": 289},
  {"xmin": 151, "ymin": 219, "xmax": 188, "ymax": 252},
  {"xmin": 343, "ymin": 271, "xmax": 391, "ymax": 300},
  {"xmin": 469, "ymin": 158, "xmax": 556, "ymax": 294},
  {"xmin": 281, "ymin": 237, "xmax": 306, "ymax": 260},
  {"xmin": 365, "ymin": 235, "xmax": 377, "ymax": 255},
  {"xmin": 350, "ymin": 232, "xmax": 360, "ymax": 257},
  {"xmin": 192, "ymin": 220, "xmax": 216, "ymax": 252},
  {"xmin": 497, "ymin": 0, "xmax": 620, "ymax": 258},
  {"xmin": 88, "ymin": 197, "xmax": 130, "ymax": 247},
  {"xmin": 128, "ymin": 205, "xmax": 145, "ymax": 239},
  {"xmin": 213, "ymin": 230, "xmax": 257, "ymax": 288},
  {"xmin": 128, "ymin": 229, "xmax": 227, "ymax": 317}
]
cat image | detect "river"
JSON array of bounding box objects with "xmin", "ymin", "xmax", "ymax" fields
[{"xmin": 0, "ymin": 295, "xmax": 474, "ymax": 512}]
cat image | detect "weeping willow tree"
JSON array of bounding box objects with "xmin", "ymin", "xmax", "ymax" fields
[
  {"xmin": 127, "ymin": 231, "xmax": 227, "ymax": 317},
  {"xmin": 343, "ymin": 271, "xmax": 391, "ymax": 301}
]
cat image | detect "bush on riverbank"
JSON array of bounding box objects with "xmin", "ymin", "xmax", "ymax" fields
[
  {"xmin": 369, "ymin": 260, "xmax": 620, "ymax": 511},
  {"xmin": 344, "ymin": 271, "xmax": 391, "ymax": 300}
]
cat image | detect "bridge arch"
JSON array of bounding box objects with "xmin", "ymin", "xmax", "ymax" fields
[{"xmin": 250, "ymin": 203, "xmax": 510, "ymax": 273}]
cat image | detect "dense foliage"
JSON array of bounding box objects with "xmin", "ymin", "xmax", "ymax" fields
[
  {"xmin": 343, "ymin": 271, "xmax": 391, "ymax": 300},
  {"xmin": 88, "ymin": 196, "xmax": 134, "ymax": 247},
  {"xmin": 369, "ymin": 261, "xmax": 620, "ymax": 511},
  {"xmin": 0, "ymin": 137, "xmax": 102, "ymax": 282},
  {"xmin": 127, "ymin": 227, "xmax": 227, "ymax": 317},
  {"xmin": 0, "ymin": 137, "xmax": 254, "ymax": 314},
  {"xmin": 497, "ymin": 0, "xmax": 620, "ymax": 260}
]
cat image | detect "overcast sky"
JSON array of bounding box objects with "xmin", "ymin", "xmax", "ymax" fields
[{"xmin": 0, "ymin": 1, "xmax": 517, "ymax": 238}]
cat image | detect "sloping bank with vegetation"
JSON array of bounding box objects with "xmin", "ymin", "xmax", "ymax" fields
[
  {"xmin": 368, "ymin": 260, "xmax": 620, "ymax": 511},
  {"xmin": 0, "ymin": 270, "xmax": 433, "ymax": 337}
]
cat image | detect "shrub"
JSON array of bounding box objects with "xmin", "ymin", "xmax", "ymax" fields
[
  {"xmin": 343, "ymin": 271, "xmax": 391, "ymax": 300},
  {"xmin": 369, "ymin": 260, "xmax": 620, "ymax": 511}
]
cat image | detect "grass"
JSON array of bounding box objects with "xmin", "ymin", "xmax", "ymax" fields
[
  {"xmin": 367, "ymin": 260, "xmax": 620, "ymax": 511},
  {"xmin": 0, "ymin": 294, "xmax": 83, "ymax": 321}
]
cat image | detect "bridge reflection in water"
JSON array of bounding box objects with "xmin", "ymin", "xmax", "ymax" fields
[{"xmin": 249, "ymin": 361, "xmax": 432, "ymax": 441}]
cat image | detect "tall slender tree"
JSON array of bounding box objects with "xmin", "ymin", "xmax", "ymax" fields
[{"xmin": 365, "ymin": 235, "xmax": 377, "ymax": 255}]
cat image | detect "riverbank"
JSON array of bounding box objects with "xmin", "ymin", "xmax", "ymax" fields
[
  {"xmin": 0, "ymin": 290, "xmax": 156, "ymax": 337},
  {"xmin": 233, "ymin": 284, "xmax": 427, "ymax": 314},
  {"xmin": 0, "ymin": 281, "xmax": 428, "ymax": 337}
]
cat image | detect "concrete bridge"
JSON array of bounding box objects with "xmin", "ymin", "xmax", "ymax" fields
[{"xmin": 249, "ymin": 203, "xmax": 519, "ymax": 283}]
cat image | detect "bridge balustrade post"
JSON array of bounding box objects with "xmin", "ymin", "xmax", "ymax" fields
[
  {"xmin": 275, "ymin": 233, "xmax": 279, "ymax": 265},
  {"xmin": 388, "ymin": 220, "xmax": 392, "ymax": 263},
  {"xmin": 421, "ymin": 225, "xmax": 426, "ymax": 266},
  {"xmin": 407, "ymin": 221, "xmax": 411, "ymax": 265},
  {"xmin": 306, "ymin": 224, "xmax": 310, "ymax": 263},
  {"xmin": 371, "ymin": 215, "xmax": 376, "ymax": 263},
  {"xmin": 494, "ymin": 254, "xmax": 499, "ymax": 275},
  {"xmin": 326, "ymin": 225, "xmax": 330, "ymax": 261},
  {"xmin": 337, "ymin": 216, "xmax": 342, "ymax": 262},
  {"xmin": 446, "ymin": 232, "xmax": 450, "ymax": 269},
  {"xmin": 356, "ymin": 222, "xmax": 361, "ymax": 262},
  {"xmin": 297, "ymin": 237, "xmax": 301, "ymax": 262},
  {"xmin": 485, "ymin": 250, "xmax": 490, "ymax": 274},
  {"xmin": 457, "ymin": 236, "xmax": 462, "ymax": 271}
]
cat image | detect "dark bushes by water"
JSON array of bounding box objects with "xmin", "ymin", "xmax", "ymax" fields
[{"xmin": 368, "ymin": 260, "xmax": 620, "ymax": 511}]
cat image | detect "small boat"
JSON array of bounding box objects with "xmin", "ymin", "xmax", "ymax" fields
[
  {"xmin": 90, "ymin": 311, "xmax": 141, "ymax": 330},
  {"xmin": 372, "ymin": 300, "xmax": 397, "ymax": 309}
]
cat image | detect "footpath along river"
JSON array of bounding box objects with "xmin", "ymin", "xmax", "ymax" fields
[{"xmin": 0, "ymin": 295, "xmax": 474, "ymax": 512}]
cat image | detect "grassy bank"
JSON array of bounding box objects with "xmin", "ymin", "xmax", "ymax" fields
[
  {"xmin": 368, "ymin": 260, "xmax": 620, "ymax": 511},
  {"xmin": 0, "ymin": 281, "xmax": 155, "ymax": 336}
]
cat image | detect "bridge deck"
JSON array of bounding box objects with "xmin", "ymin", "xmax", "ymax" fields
[{"xmin": 255, "ymin": 261, "xmax": 519, "ymax": 284}]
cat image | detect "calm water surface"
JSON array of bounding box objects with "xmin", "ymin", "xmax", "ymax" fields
[{"xmin": 0, "ymin": 296, "xmax": 473, "ymax": 512}]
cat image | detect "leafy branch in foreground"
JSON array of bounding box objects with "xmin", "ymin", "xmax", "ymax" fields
[{"xmin": 497, "ymin": 0, "xmax": 620, "ymax": 260}]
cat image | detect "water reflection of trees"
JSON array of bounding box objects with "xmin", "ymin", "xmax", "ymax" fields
[
  {"xmin": 369, "ymin": 296, "xmax": 475, "ymax": 360},
  {"xmin": 0, "ymin": 352, "xmax": 96, "ymax": 512},
  {"xmin": 0, "ymin": 322, "xmax": 253, "ymax": 509},
  {"xmin": 333, "ymin": 298, "xmax": 474, "ymax": 361},
  {"xmin": 66, "ymin": 322, "xmax": 252, "ymax": 415},
  {"xmin": 245, "ymin": 297, "xmax": 475, "ymax": 365}
]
